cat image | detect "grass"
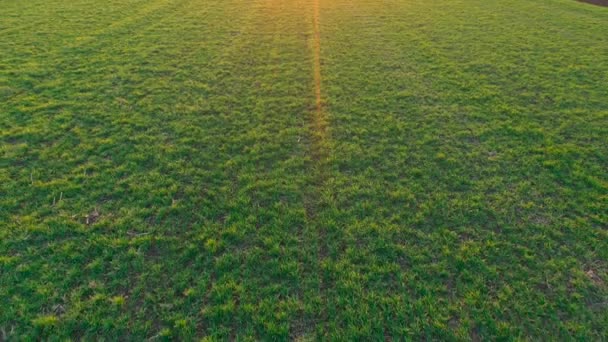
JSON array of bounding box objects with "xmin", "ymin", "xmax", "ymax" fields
[{"xmin": 1, "ymin": 0, "xmax": 607, "ymax": 339}]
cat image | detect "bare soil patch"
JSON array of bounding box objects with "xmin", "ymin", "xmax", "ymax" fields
[{"xmin": 578, "ymin": 0, "xmax": 608, "ymax": 7}]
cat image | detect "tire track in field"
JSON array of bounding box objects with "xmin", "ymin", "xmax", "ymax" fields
[
  {"xmin": 311, "ymin": 6, "xmax": 329, "ymax": 208},
  {"xmin": 1, "ymin": 0, "xmax": 191, "ymax": 107},
  {"xmin": 312, "ymin": 0, "xmax": 325, "ymax": 126},
  {"xmin": 305, "ymin": 0, "xmax": 331, "ymax": 335},
  {"xmin": 311, "ymin": 0, "xmax": 328, "ymax": 242},
  {"xmin": 71, "ymin": 0, "xmax": 177, "ymax": 47}
]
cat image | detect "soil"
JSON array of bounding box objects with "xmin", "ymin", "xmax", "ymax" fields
[{"xmin": 578, "ymin": 0, "xmax": 608, "ymax": 6}]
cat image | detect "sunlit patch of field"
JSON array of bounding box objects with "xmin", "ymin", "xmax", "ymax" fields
[{"xmin": 1, "ymin": 0, "xmax": 607, "ymax": 339}]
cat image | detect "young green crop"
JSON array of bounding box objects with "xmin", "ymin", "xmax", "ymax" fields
[{"xmin": 1, "ymin": 0, "xmax": 607, "ymax": 339}]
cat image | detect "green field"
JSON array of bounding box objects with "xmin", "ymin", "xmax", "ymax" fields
[{"xmin": 1, "ymin": 0, "xmax": 607, "ymax": 339}]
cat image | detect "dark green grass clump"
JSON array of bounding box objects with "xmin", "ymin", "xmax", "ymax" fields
[{"xmin": 1, "ymin": 0, "xmax": 607, "ymax": 339}]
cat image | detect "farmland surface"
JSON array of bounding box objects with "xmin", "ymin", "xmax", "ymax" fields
[{"xmin": 1, "ymin": 0, "xmax": 607, "ymax": 339}]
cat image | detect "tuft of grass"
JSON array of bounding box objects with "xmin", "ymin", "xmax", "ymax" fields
[
  {"xmin": 109, "ymin": 296, "xmax": 126, "ymax": 307},
  {"xmin": 31, "ymin": 315, "xmax": 59, "ymax": 328}
]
